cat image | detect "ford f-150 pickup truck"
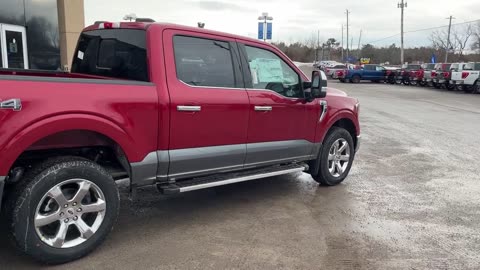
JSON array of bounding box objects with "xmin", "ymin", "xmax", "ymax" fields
[
  {"xmin": 0, "ymin": 22, "xmax": 360, "ymax": 264},
  {"xmin": 451, "ymin": 62, "xmax": 480, "ymax": 93},
  {"xmin": 336, "ymin": 64, "xmax": 386, "ymax": 83}
]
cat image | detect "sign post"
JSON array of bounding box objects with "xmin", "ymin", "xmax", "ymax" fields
[{"xmin": 257, "ymin": 12, "xmax": 273, "ymax": 41}]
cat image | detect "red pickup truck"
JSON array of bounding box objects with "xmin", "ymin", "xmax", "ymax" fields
[{"xmin": 0, "ymin": 22, "xmax": 360, "ymax": 264}]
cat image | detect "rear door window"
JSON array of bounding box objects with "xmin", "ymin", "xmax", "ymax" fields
[
  {"xmin": 71, "ymin": 29, "xmax": 148, "ymax": 81},
  {"xmin": 173, "ymin": 36, "xmax": 238, "ymax": 88}
]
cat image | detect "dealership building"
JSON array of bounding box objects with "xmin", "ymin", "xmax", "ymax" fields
[{"xmin": 0, "ymin": 0, "xmax": 84, "ymax": 71}]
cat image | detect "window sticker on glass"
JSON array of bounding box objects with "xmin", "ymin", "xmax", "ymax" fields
[
  {"xmin": 249, "ymin": 59, "xmax": 259, "ymax": 84},
  {"xmin": 254, "ymin": 58, "xmax": 283, "ymax": 83},
  {"xmin": 77, "ymin": 51, "xmax": 84, "ymax": 60}
]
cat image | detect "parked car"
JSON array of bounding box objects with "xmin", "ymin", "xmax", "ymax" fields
[
  {"xmin": 336, "ymin": 64, "xmax": 386, "ymax": 83},
  {"xmin": 421, "ymin": 63, "xmax": 437, "ymax": 86},
  {"xmin": 396, "ymin": 64, "xmax": 422, "ymax": 85},
  {"xmin": 0, "ymin": 21, "xmax": 361, "ymax": 264},
  {"xmin": 325, "ymin": 64, "xmax": 347, "ymax": 78},
  {"xmin": 431, "ymin": 63, "xmax": 453, "ymax": 90},
  {"xmin": 451, "ymin": 62, "xmax": 480, "ymax": 93},
  {"xmin": 384, "ymin": 66, "xmax": 402, "ymax": 84}
]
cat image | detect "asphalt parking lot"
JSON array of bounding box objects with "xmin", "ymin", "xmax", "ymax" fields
[{"xmin": 2, "ymin": 73, "xmax": 480, "ymax": 269}]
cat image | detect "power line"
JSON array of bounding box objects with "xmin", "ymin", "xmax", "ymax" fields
[{"xmin": 365, "ymin": 18, "xmax": 480, "ymax": 44}]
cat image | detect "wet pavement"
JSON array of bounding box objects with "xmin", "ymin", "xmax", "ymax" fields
[{"xmin": 2, "ymin": 74, "xmax": 480, "ymax": 269}]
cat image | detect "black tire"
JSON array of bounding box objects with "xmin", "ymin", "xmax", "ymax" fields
[
  {"xmin": 311, "ymin": 127, "xmax": 355, "ymax": 186},
  {"xmin": 473, "ymin": 80, "xmax": 479, "ymax": 94},
  {"xmin": 464, "ymin": 85, "xmax": 474, "ymax": 93},
  {"xmin": 433, "ymin": 83, "xmax": 441, "ymax": 89},
  {"xmin": 403, "ymin": 80, "xmax": 410, "ymax": 86},
  {"xmin": 339, "ymin": 78, "xmax": 346, "ymax": 83},
  {"xmin": 4, "ymin": 156, "xmax": 120, "ymax": 264},
  {"xmin": 410, "ymin": 80, "xmax": 418, "ymax": 86},
  {"xmin": 351, "ymin": 75, "xmax": 361, "ymax": 83},
  {"xmin": 419, "ymin": 81, "xmax": 426, "ymax": 87},
  {"xmin": 388, "ymin": 77, "xmax": 396, "ymax": 84},
  {"xmin": 446, "ymin": 83, "xmax": 455, "ymax": 91}
]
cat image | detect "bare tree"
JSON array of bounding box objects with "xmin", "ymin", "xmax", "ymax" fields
[
  {"xmin": 453, "ymin": 24, "xmax": 474, "ymax": 57},
  {"xmin": 472, "ymin": 22, "xmax": 480, "ymax": 53}
]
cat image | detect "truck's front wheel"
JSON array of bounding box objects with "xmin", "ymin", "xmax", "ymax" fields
[
  {"xmin": 311, "ymin": 127, "xmax": 355, "ymax": 186},
  {"xmin": 4, "ymin": 157, "xmax": 119, "ymax": 264}
]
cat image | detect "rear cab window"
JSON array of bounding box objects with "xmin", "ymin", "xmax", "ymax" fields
[{"xmin": 71, "ymin": 29, "xmax": 148, "ymax": 81}]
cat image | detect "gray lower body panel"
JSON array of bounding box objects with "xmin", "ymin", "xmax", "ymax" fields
[
  {"xmin": 245, "ymin": 140, "xmax": 317, "ymax": 167},
  {"xmin": 130, "ymin": 140, "xmax": 320, "ymax": 186},
  {"xmin": 168, "ymin": 144, "xmax": 246, "ymax": 181},
  {"xmin": 0, "ymin": 176, "xmax": 5, "ymax": 211}
]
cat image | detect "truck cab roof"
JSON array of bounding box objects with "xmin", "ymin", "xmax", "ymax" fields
[{"xmin": 83, "ymin": 22, "xmax": 266, "ymax": 45}]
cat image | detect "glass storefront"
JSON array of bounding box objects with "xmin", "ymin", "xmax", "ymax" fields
[{"xmin": 0, "ymin": 0, "xmax": 60, "ymax": 70}]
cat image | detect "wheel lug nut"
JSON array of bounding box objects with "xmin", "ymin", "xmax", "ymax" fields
[
  {"xmin": 73, "ymin": 202, "xmax": 77, "ymax": 206},
  {"xmin": 64, "ymin": 204, "xmax": 68, "ymax": 208},
  {"xmin": 60, "ymin": 212, "xmax": 65, "ymax": 216},
  {"xmin": 77, "ymin": 208, "xmax": 82, "ymax": 212},
  {"xmin": 64, "ymin": 218, "xmax": 69, "ymax": 223},
  {"xmin": 73, "ymin": 216, "xmax": 78, "ymax": 221}
]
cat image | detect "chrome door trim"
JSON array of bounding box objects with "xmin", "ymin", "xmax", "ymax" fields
[
  {"xmin": 177, "ymin": 105, "xmax": 201, "ymax": 112},
  {"xmin": 254, "ymin": 106, "xmax": 272, "ymax": 111},
  {"xmin": 168, "ymin": 144, "xmax": 246, "ymax": 181},
  {"xmin": 0, "ymin": 98, "xmax": 22, "ymax": 111},
  {"xmin": 319, "ymin": 100, "xmax": 328, "ymax": 122}
]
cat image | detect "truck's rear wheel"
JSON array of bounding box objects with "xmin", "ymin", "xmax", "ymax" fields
[
  {"xmin": 311, "ymin": 127, "xmax": 355, "ymax": 186},
  {"xmin": 4, "ymin": 157, "xmax": 119, "ymax": 264},
  {"xmin": 351, "ymin": 75, "xmax": 361, "ymax": 83}
]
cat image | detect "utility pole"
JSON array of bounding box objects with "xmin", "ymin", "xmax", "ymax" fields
[
  {"xmin": 398, "ymin": 0, "xmax": 407, "ymax": 64},
  {"xmin": 345, "ymin": 9, "xmax": 350, "ymax": 62},
  {"xmin": 445, "ymin": 15, "xmax": 455, "ymax": 62},
  {"xmin": 341, "ymin": 24, "xmax": 344, "ymax": 62},
  {"xmin": 316, "ymin": 29, "xmax": 320, "ymax": 62}
]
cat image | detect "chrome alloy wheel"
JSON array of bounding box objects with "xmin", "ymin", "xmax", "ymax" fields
[
  {"xmin": 34, "ymin": 179, "xmax": 106, "ymax": 249},
  {"xmin": 327, "ymin": 138, "xmax": 351, "ymax": 177}
]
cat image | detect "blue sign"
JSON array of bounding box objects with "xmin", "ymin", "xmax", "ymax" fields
[
  {"xmin": 258, "ymin": 22, "xmax": 264, "ymax": 40},
  {"xmin": 431, "ymin": 53, "xmax": 436, "ymax": 63},
  {"xmin": 266, "ymin": 23, "xmax": 272, "ymax": 40}
]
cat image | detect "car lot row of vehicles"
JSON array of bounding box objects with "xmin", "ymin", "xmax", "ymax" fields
[{"xmin": 332, "ymin": 62, "xmax": 480, "ymax": 93}]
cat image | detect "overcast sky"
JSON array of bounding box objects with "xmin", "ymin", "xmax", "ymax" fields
[{"xmin": 85, "ymin": 0, "xmax": 479, "ymax": 48}]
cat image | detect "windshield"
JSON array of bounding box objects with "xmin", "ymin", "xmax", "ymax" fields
[{"xmin": 71, "ymin": 29, "xmax": 148, "ymax": 81}]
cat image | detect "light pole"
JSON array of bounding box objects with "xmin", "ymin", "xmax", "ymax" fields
[
  {"xmin": 345, "ymin": 9, "xmax": 350, "ymax": 63},
  {"xmin": 258, "ymin": 12, "xmax": 273, "ymax": 42},
  {"xmin": 398, "ymin": 1, "xmax": 407, "ymax": 64}
]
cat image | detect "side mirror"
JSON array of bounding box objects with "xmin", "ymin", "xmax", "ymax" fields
[{"xmin": 305, "ymin": 70, "xmax": 327, "ymax": 101}]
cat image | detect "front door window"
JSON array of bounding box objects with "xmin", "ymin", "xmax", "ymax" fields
[{"xmin": 0, "ymin": 24, "xmax": 29, "ymax": 69}]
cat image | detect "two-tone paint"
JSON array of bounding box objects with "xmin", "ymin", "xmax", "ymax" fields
[{"xmin": 0, "ymin": 22, "xmax": 360, "ymax": 205}]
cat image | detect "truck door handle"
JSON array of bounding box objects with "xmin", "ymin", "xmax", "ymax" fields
[
  {"xmin": 0, "ymin": 98, "xmax": 22, "ymax": 111},
  {"xmin": 177, "ymin": 105, "xmax": 201, "ymax": 112},
  {"xmin": 254, "ymin": 106, "xmax": 272, "ymax": 111}
]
